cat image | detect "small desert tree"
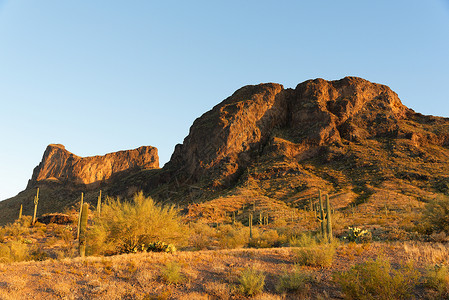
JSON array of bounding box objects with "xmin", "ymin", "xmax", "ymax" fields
[
  {"xmin": 422, "ymin": 195, "xmax": 449, "ymax": 234},
  {"xmin": 87, "ymin": 192, "xmax": 186, "ymax": 255}
]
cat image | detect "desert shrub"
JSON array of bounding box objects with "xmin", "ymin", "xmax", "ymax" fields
[
  {"xmin": 424, "ymin": 264, "xmax": 449, "ymax": 298},
  {"xmin": 56, "ymin": 225, "xmax": 74, "ymax": 245},
  {"xmin": 249, "ymin": 229, "xmax": 282, "ymax": 248},
  {"xmin": 216, "ymin": 224, "xmax": 248, "ymax": 249},
  {"xmin": 422, "ymin": 196, "xmax": 449, "ymax": 234},
  {"xmin": 87, "ymin": 192, "xmax": 186, "ymax": 255},
  {"xmin": 0, "ymin": 244, "xmax": 10, "ymax": 263},
  {"xmin": 0, "ymin": 228, "xmax": 5, "ymax": 243},
  {"xmin": 30, "ymin": 247, "xmax": 50, "ymax": 261},
  {"xmin": 342, "ymin": 227, "xmax": 372, "ymax": 243},
  {"xmin": 238, "ymin": 267, "xmax": 265, "ymax": 296},
  {"xmin": 334, "ymin": 256, "xmax": 419, "ymax": 300},
  {"xmin": 161, "ymin": 261, "xmax": 185, "ymax": 285},
  {"xmin": 276, "ymin": 265, "xmax": 314, "ymax": 295},
  {"xmin": 188, "ymin": 221, "xmax": 217, "ymax": 250},
  {"xmin": 3, "ymin": 217, "xmax": 31, "ymax": 239},
  {"xmin": 289, "ymin": 232, "xmax": 319, "ymax": 247},
  {"xmin": 295, "ymin": 245, "xmax": 335, "ymax": 268},
  {"xmin": 0, "ymin": 240, "xmax": 30, "ymax": 262},
  {"xmin": 16, "ymin": 215, "xmax": 32, "ymax": 227}
]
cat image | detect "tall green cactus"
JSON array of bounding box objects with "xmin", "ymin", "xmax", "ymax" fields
[
  {"xmin": 78, "ymin": 203, "xmax": 89, "ymax": 258},
  {"xmin": 19, "ymin": 204, "xmax": 23, "ymax": 220},
  {"xmin": 32, "ymin": 188, "xmax": 39, "ymax": 225},
  {"xmin": 249, "ymin": 213, "xmax": 253, "ymax": 239},
  {"xmin": 325, "ymin": 194, "xmax": 333, "ymax": 242},
  {"xmin": 77, "ymin": 192, "xmax": 84, "ymax": 240},
  {"xmin": 318, "ymin": 190, "xmax": 326, "ymax": 238},
  {"xmin": 97, "ymin": 190, "xmax": 102, "ymax": 216}
]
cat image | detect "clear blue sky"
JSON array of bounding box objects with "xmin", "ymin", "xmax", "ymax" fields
[{"xmin": 1, "ymin": 1, "xmax": 449, "ymax": 201}]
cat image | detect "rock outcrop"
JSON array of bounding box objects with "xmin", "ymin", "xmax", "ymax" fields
[
  {"xmin": 167, "ymin": 77, "xmax": 419, "ymax": 187},
  {"xmin": 27, "ymin": 144, "xmax": 159, "ymax": 188}
]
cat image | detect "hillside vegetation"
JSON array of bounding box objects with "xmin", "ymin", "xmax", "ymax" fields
[{"xmin": 1, "ymin": 192, "xmax": 449, "ymax": 299}]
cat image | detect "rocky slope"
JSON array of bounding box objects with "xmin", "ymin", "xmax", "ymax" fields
[{"xmin": 2, "ymin": 76, "xmax": 449, "ymax": 225}]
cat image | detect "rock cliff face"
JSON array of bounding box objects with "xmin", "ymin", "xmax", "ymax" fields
[
  {"xmin": 27, "ymin": 144, "xmax": 159, "ymax": 188},
  {"xmin": 167, "ymin": 77, "xmax": 422, "ymax": 187}
]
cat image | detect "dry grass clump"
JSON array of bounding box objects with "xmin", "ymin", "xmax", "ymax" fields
[
  {"xmin": 295, "ymin": 244, "xmax": 336, "ymax": 268},
  {"xmin": 333, "ymin": 256, "xmax": 419, "ymax": 300},
  {"xmin": 161, "ymin": 261, "xmax": 185, "ymax": 285},
  {"xmin": 0, "ymin": 240, "xmax": 30, "ymax": 263},
  {"xmin": 424, "ymin": 264, "xmax": 449, "ymax": 299},
  {"xmin": 275, "ymin": 265, "xmax": 314, "ymax": 296},
  {"xmin": 403, "ymin": 242, "xmax": 449, "ymax": 265},
  {"xmin": 237, "ymin": 266, "xmax": 265, "ymax": 296},
  {"xmin": 288, "ymin": 231, "xmax": 320, "ymax": 247}
]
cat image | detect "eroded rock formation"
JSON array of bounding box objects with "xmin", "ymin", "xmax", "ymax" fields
[
  {"xmin": 167, "ymin": 77, "xmax": 446, "ymax": 187},
  {"xmin": 27, "ymin": 144, "xmax": 159, "ymax": 187}
]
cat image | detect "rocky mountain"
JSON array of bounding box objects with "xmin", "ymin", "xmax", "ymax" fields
[
  {"xmin": 27, "ymin": 144, "xmax": 159, "ymax": 188},
  {"xmin": 167, "ymin": 77, "xmax": 410, "ymax": 187},
  {"xmin": 1, "ymin": 76, "xmax": 449, "ymax": 225},
  {"xmin": 158, "ymin": 76, "xmax": 449, "ymax": 221}
]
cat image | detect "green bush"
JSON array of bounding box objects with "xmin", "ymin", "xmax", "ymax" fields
[
  {"xmin": 295, "ymin": 245, "xmax": 335, "ymax": 268},
  {"xmin": 216, "ymin": 224, "xmax": 248, "ymax": 249},
  {"xmin": 3, "ymin": 216, "xmax": 32, "ymax": 239},
  {"xmin": 424, "ymin": 264, "xmax": 449, "ymax": 298},
  {"xmin": 161, "ymin": 261, "xmax": 185, "ymax": 285},
  {"xmin": 0, "ymin": 244, "xmax": 10, "ymax": 263},
  {"xmin": 0, "ymin": 240, "xmax": 30, "ymax": 263},
  {"xmin": 238, "ymin": 266, "xmax": 265, "ymax": 296},
  {"xmin": 334, "ymin": 256, "xmax": 419, "ymax": 300},
  {"xmin": 276, "ymin": 265, "xmax": 314, "ymax": 295},
  {"xmin": 188, "ymin": 221, "xmax": 217, "ymax": 250},
  {"xmin": 87, "ymin": 192, "xmax": 186, "ymax": 255},
  {"xmin": 249, "ymin": 229, "xmax": 283, "ymax": 248},
  {"xmin": 422, "ymin": 196, "xmax": 449, "ymax": 234},
  {"xmin": 288, "ymin": 232, "xmax": 319, "ymax": 247}
]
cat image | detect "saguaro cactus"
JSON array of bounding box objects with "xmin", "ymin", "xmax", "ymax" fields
[
  {"xmin": 19, "ymin": 204, "xmax": 23, "ymax": 220},
  {"xmin": 325, "ymin": 194, "xmax": 333, "ymax": 242},
  {"xmin": 318, "ymin": 190, "xmax": 326, "ymax": 237},
  {"xmin": 97, "ymin": 190, "xmax": 102, "ymax": 216},
  {"xmin": 32, "ymin": 188, "xmax": 39, "ymax": 225},
  {"xmin": 77, "ymin": 192, "xmax": 84, "ymax": 240},
  {"xmin": 249, "ymin": 213, "xmax": 253, "ymax": 239},
  {"xmin": 78, "ymin": 203, "xmax": 89, "ymax": 258}
]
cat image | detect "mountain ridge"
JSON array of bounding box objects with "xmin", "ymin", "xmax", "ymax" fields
[{"xmin": 1, "ymin": 76, "xmax": 449, "ymax": 225}]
